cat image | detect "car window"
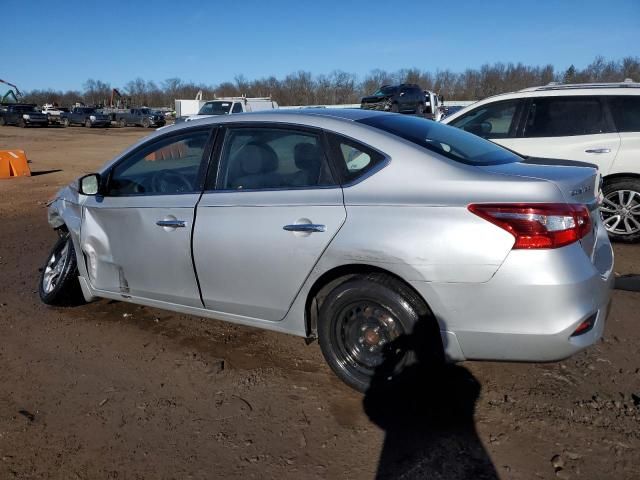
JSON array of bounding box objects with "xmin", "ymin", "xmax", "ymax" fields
[
  {"xmin": 609, "ymin": 96, "xmax": 640, "ymax": 133},
  {"xmin": 231, "ymin": 103, "xmax": 243, "ymax": 113},
  {"xmin": 523, "ymin": 96, "xmax": 610, "ymax": 137},
  {"xmin": 108, "ymin": 130, "xmax": 210, "ymax": 196},
  {"xmin": 448, "ymin": 100, "xmax": 520, "ymax": 139},
  {"xmin": 217, "ymin": 128, "xmax": 335, "ymax": 190},
  {"xmin": 329, "ymin": 134, "xmax": 386, "ymax": 184},
  {"xmin": 358, "ymin": 115, "xmax": 520, "ymax": 166}
]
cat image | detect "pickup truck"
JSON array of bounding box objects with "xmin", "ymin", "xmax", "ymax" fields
[
  {"xmin": 0, "ymin": 104, "xmax": 48, "ymax": 127},
  {"xmin": 175, "ymin": 97, "xmax": 278, "ymax": 123},
  {"xmin": 62, "ymin": 107, "xmax": 111, "ymax": 128},
  {"xmin": 41, "ymin": 104, "xmax": 70, "ymax": 125},
  {"xmin": 112, "ymin": 108, "xmax": 166, "ymax": 128}
]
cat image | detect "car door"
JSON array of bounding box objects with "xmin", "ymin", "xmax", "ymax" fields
[
  {"xmin": 607, "ymin": 95, "xmax": 640, "ymax": 176},
  {"xmin": 192, "ymin": 124, "xmax": 346, "ymax": 321},
  {"xmin": 498, "ymin": 96, "xmax": 620, "ymax": 173},
  {"xmin": 80, "ymin": 127, "xmax": 214, "ymax": 307}
]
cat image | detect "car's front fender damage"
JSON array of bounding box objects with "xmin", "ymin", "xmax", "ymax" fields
[{"xmin": 46, "ymin": 186, "xmax": 97, "ymax": 302}]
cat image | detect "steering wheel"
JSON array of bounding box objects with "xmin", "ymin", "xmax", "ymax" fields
[{"xmin": 150, "ymin": 170, "xmax": 192, "ymax": 193}]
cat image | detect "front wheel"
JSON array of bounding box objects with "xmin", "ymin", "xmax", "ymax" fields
[
  {"xmin": 318, "ymin": 274, "xmax": 436, "ymax": 392},
  {"xmin": 62, "ymin": 117, "xmax": 69, "ymax": 127},
  {"xmin": 600, "ymin": 178, "xmax": 640, "ymax": 243},
  {"xmin": 39, "ymin": 233, "xmax": 84, "ymax": 305}
]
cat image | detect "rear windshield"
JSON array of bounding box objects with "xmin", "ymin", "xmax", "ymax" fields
[
  {"xmin": 199, "ymin": 101, "xmax": 232, "ymax": 115},
  {"xmin": 358, "ymin": 115, "xmax": 521, "ymax": 166}
]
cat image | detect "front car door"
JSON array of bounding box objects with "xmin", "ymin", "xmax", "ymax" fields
[
  {"xmin": 80, "ymin": 127, "xmax": 214, "ymax": 307},
  {"xmin": 193, "ymin": 124, "xmax": 346, "ymax": 321}
]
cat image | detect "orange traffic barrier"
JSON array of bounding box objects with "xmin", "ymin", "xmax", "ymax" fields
[{"xmin": 0, "ymin": 150, "xmax": 31, "ymax": 178}]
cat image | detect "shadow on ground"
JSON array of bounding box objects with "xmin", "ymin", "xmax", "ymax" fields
[
  {"xmin": 30, "ymin": 169, "xmax": 62, "ymax": 176},
  {"xmin": 615, "ymin": 274, "xmax": 640, "ymax": 292},
  {"xmin": 363, "ymin": 321, "xmax": 498, "ymax": 480}
]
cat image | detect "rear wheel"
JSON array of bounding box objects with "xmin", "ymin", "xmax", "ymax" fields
[
  {"xmin": 600, "ymin": 177, "xmax": 640, "ymax": 243},
  {"xmin": 318, "ymin": 274, "xmax": 438, "ymax": 392},
  {"xmin": 39, "ymin": 233, "xmax": 83, "ymax": 306},
  {"xmin": 85, "ymin": 119, "xmax": 92, "ymax": 128},
  {"xmin": 142, "ymin": 118, "xmax": 151, "ymax": 128}
]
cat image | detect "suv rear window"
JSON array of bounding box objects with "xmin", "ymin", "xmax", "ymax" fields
[
  {"xmin": 358, "ymin": 115, "xmax": 520, "ymax": 166},
  {"xmin": 609, "ymin": 96, "xmax": 640, "ymax": 132}
]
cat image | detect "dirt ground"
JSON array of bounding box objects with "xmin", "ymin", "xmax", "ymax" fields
[{"xmin": 0, "ymin": 125, "xmax": 639, "ymax": 480}]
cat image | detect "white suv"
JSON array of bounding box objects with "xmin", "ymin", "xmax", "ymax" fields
[{"xmin": 443, "ymin": 81, "xmax": 640, "ymax": 242}]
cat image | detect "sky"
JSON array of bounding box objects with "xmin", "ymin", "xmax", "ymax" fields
[{"xmin": 3, "ymin": 0, "xmax": 639, "ymax": 92}]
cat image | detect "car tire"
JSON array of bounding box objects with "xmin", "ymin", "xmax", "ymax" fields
[
  {"xmin": 62, "ymin": 118, "xmax": 69, "ymax": 127},
  {"xmin": 39, "ymin": 233, "xmax": 84, "ymax": 306},
  {"xmin": 18, "ymin": 118, "xmax": 27, "ymax": 128},
  {"xmin": 0, "ymin": 116, "xmax": 6, "ymax": 126},
  {"xmin": 318, "ymin": 273, "xmax": 440, "ymax": 392},
  {"xmin": 119, "ymin": 118, "xmax": 126, "ymax": 128},
  {"xmin": 142, "ymin": 118, "xmax": 150, "ymax": 128},
  {"xmin": 600, "ymin": 177, "xmax": 640, "ymax": 243},
  {"xmin": 85, "ymin": 119, "xmax": 92, "ymax": 128},
  {"xmin": 415, "ymin": 103, "xmax": 424, "ymax": 116}
]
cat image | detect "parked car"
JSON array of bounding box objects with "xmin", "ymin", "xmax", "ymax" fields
[
  {"xmin": 361, "ymin": 84, "xmax": 425, "ymax": 114},
  {"xmin": 41, "ymin": 104, "xmax": 70, "ymax": 125},
  {"xmin": 63, "ymin": 107, "xmax": 111, "ymax": 128},
  {"xmin": 442, "ymin": 81, "xmax": 640, "ymax": 242},
  {"xmin": 0, "ymin": 104, "xmax": 48, "ymax": 127},
  {"xmin": 41, "ymin": 109, "xmax": 613, "ymax": 392},
  {"xmin": 176, "ymin": 97, "xmax": 279, "ymax": 123},
  {"xmin": 112, "ymin": 108, "xmax": 166, "ymax": 128}
]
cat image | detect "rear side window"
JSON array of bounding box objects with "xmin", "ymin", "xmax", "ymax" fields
[
  {"xmin": 358, "ymin": 115, "xmax": 520, "ymax": 166},
  {"xmin": 523, "ymin": 96, "xmax": 611, "ymax": 137},
  {"xmin": 328, "ymin": 134, "xmax": 386, "ymax": 184},
  {"xmin": 447, "ymin": 100, "xmax": 521, "ymax": 139},
  {"xmin": 609, "ymin": 96, "xmax": 640, "ymax": 132},
  {"xmin": 232, "ymin": 103, "xmax": 243, "ymax": 113}
]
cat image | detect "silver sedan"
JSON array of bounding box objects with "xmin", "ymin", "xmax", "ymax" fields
[{"xmin": 41, "ymin": 109, "xmax": 614, "ymax": 392}]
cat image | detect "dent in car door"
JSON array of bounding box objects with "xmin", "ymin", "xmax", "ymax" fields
[{"xmin": 80, "ymin": 128, "xmax": 213, "ymax": 307}]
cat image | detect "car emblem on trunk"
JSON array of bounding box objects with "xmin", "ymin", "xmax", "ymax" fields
[{"xmin": 571, "ymin": 185, "xmax": 592, "ymax": 196}]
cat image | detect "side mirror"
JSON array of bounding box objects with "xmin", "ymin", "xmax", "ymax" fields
[{"xmin": 79, "ymin": 173, "xmax": 101, "ymax": 196}]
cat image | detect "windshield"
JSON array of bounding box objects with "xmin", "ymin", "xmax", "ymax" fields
[
  {"xmin": 358, "ymin": 115, "xmax": 521, "ymax": 166},
  {"xmin": 198, "ymin": 101, "xmax": 232, "ymax": 115},
  {"xmin": 79, "ymin": 108, "xmax": 96, "ymax": 114},
  {"xmin": 373, "ymin": 86, "xmax": 398, "ymax": 96}
]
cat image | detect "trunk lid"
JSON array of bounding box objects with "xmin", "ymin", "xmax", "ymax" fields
[{"xmin": 481, "ymin": 160, "xmax": 601, "ymax": 259}]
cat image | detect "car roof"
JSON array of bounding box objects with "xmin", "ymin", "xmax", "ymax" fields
[{"xmin": 442, "ymin": 81, "xmax": 640, "ymax": 123}]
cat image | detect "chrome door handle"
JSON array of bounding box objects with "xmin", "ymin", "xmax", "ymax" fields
[
  {"xmin": 585, "ymin": 148, "xmax": 611, "ymax": 154},
  {"xmin": 156, "ymin": 219, "xmax": 186, "ymax": 228},
  {"xmin": 283, "ymin": 224, "xmax": 326, "ymax": 233}
]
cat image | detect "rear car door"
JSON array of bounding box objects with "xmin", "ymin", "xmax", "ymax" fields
[
  {"xmin": 499, "ymin": 96, "xmax": 620, "ymax": 173},
  {"xmin": 192, "ymin": 124, "xmax": 346, "ymax": 321},
  {"xmin": 607, "ymin": 95, "xmax": 640, "ymax": 176},
  {"xmin": 80, "ymin": 127, "xmax": 214, "ymax": 307}
]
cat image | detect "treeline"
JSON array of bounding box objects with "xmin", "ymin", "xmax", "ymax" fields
[{"xmin": 21, "ymin": 56, "xmax": 640, "ymax": 108}]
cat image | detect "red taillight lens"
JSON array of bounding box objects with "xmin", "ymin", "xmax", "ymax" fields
[{"xmin": 468, "ymin": 203, "xmax": 592, "ymax": 249}]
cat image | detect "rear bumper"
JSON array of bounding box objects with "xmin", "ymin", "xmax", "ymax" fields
[{"xmin": 411, "ymin": 238, "xmax": 614, "ymax": 363}]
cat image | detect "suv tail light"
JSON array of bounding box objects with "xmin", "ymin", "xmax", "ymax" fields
[{"xmin": 468, "ymin": 203, "xmax": 591, "ymax": 249}]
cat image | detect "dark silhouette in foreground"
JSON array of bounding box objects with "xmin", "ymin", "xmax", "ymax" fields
[{"xmin": 363, "ymin": 321, "xmax": 498, "ymax": 480}]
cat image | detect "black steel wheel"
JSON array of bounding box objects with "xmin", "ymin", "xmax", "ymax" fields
[
  {"xmin": 39, "ymin": 233, "xmax": 83, "ymax": 306},
  {"xmin": 318, "ymin": 274, "xmax": 432, "ymax": 392}
]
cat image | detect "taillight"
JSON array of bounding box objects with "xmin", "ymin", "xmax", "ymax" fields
[{"xmin": 468, "ymin": 203, "xmax": 591, "ymax": 249}]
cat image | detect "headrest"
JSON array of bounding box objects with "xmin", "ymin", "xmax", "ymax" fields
[
  {"xmin": 294, "ymin": 143, "xmax": 321, "ymax": 171},
  {"xmin": 237, "ymin": 143, "xmax": 278, "ymax": 175}
]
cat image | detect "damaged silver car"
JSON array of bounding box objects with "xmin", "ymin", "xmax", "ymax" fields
[{"xmin": 41, "ymin": 109, "xmax": 614, "ymax": 392}]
